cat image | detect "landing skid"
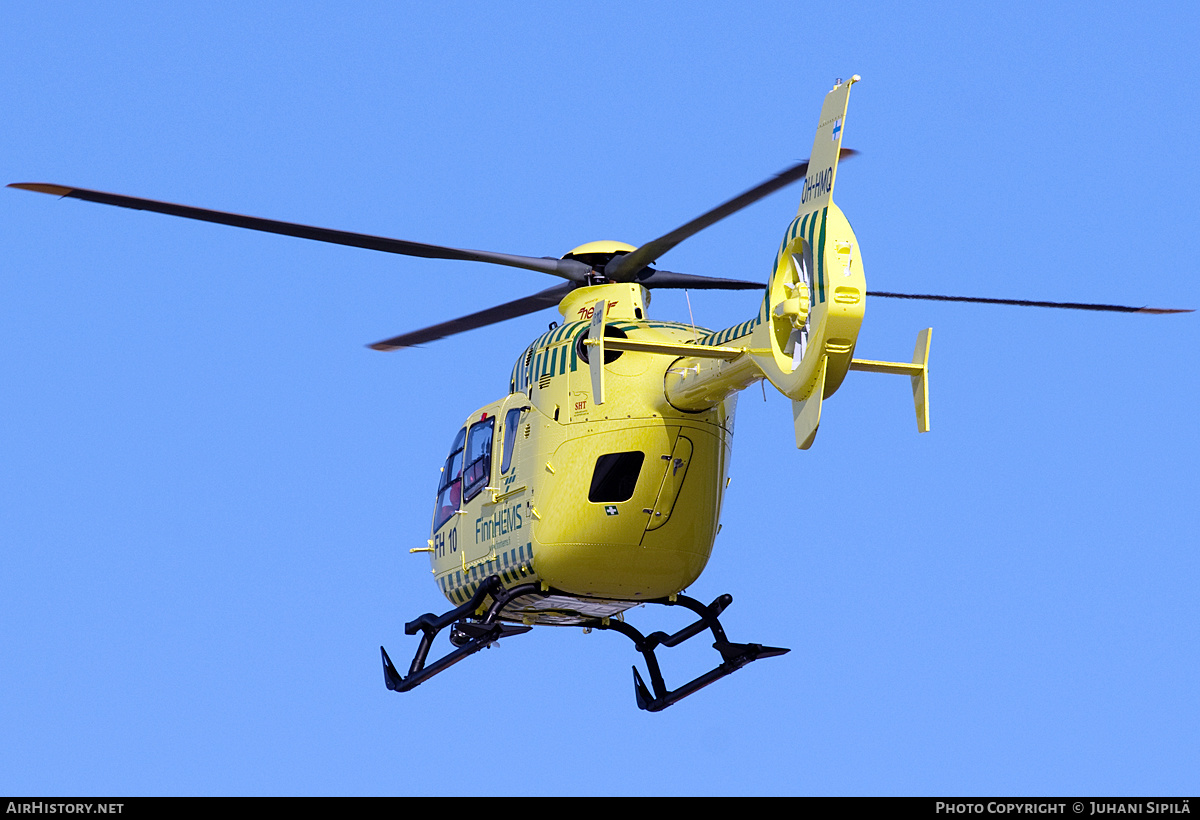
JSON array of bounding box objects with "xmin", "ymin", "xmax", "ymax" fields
[
  {"xmin": 381, "ymin": 576, "xmax": 539, "ymax": 693},
  {"xmin": 381, "ymin": 576, "xmax": 788, "ymax": 711},
  {"xmin": 592, "ymin": 592, "xmax": 789, "ymax": 712}
]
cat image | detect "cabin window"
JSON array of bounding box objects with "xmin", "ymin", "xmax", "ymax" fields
[
  {"xmin": 462, "ymin": 417, "xmax": 495, "ymax": 502},
  {"xmin": 500, "ymin": 407, "xmax": 523, "ymax": 474},
  {"xmin": 433, "ymin": 427, "xmax": 466, "ymax": 531},
  {"xmin": 588, "ymin": 451, "xmax": 645, "ymax": 503}
]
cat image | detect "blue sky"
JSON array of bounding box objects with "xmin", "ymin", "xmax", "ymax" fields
[{"xmin": 2, "ymin": 2, "xmax": 1197, "ymax": 796}]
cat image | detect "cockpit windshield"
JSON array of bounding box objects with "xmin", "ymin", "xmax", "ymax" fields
[{"xmin": 433, "ymin": 427, "xmax": 466, "ymax": 532}]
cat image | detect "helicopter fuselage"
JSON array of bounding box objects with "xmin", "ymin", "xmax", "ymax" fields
[{"xmin": 426, "ymin": 282, "xmax": 743, "ymax": 626}]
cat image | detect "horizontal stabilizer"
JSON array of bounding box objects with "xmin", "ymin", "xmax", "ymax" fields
[{"xmin": 848, "ymin": 327, "xmax": 932, "ymax": 433}]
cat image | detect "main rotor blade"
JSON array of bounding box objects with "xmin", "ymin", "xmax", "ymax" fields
[
  {"xmin": 604, "ymin": 149, "xmax": 857, "ymax": 282},
  {"xmin": 368, "ymin": 283, "xmax": 574, "ymax": 351},
  {"xmin": 635, "ymin": 270, "xmax": 764, "ymax": 290},
  {"xmin": 868, "ymin": 291, "xmax": 1193, "ymax": 314},
  {"xmin": 8, "ymin": 183, "xmax": 592, "ymax": 282}
]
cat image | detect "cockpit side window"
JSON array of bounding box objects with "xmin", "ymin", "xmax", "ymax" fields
[
  {"xmin": 462, "ymin": 417, "xmax": 495, "ymax": 503},
  {"xmin": 500, "ymin": 407, "xmax": 523, "ymax": 474},
  {"xmin": 433, "ymin": 427, "xmax": 466, "ymax": 532}
]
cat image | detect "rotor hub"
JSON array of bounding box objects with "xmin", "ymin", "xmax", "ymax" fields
[{"xmin": 563, "ymin": 240, "xmax": 637, "ymax": 282}]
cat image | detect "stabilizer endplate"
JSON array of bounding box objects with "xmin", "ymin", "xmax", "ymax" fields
[
  {"xmin": 847, "ymin": 327, "xmax": 932, "ymax": 434},
  {"xmin": 911, "ymin": 327, "xmax": 932, "ymax": 433}
]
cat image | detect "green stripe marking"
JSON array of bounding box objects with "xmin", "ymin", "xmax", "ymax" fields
[{"xmin": 817, "ymin": 206, "xmax": 828, "ymax": 304}]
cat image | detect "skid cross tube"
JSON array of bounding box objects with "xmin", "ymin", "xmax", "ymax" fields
[
  {"xmin": 381, "ymin": 577, "xmax": 541, "ymax": 692},
  {"xmin": 589, "ymin": 593, "xmax": 789, "ymax": 712}
]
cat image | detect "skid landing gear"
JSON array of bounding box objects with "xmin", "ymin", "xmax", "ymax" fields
[
  {"xmin": 381, "ymin": 577, "xmax": 788, "ymax": 711},
  {"xmin": 381, "ymin": 576, "xmax": 539, "ymax": 693},
  {"xmin": 591, "ymin": 592, "xmax": 789, "ymax": 712}
]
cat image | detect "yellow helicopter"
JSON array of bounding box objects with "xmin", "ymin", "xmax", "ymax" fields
[{"xmin": 11, "ymin": 76, "xmax": 1189, "ymax": 711}]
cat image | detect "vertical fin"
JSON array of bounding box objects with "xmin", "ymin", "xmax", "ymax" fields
[
  {"xmin": 792, "ymin": 356, "xmax": 828, "ymax": 450},
  {"xmin": 752, "ymin": 75, "xmax": 865, "ymax": 414},
  {"xmin": 796, "ymin": 75, "xmax": 859, "ymax": 220}
]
